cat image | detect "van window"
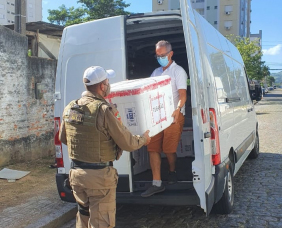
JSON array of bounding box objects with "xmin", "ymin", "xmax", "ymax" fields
[
  {"xmin": 232, "ymin": 61, "xmax": 249, "ymax": 103},
  {"xmin": 207, "ymin": 45, "xmax": 230, "ymax": 100}
]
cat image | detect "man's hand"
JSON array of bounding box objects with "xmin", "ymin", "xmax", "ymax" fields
[
  {"xmin": 172, "ymin": 108, "xmax": 181, "ymax": 123},
  {"xmin": 143, "ymin": 130, "xmax": 151, "ymax": 145},
  {"xmin": 116, "ymin": 147, "xmax": 123, "ymax": 161}
]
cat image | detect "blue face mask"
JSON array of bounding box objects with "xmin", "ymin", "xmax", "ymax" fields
[{"xmin": 157, "ymin": 56, "xmax": 169, "ymax": 67}]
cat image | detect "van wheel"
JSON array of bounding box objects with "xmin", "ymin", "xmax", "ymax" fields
[
  {"xmin": 248, "ymin": 132, "xmax": 259, "ymax": 159},
  {"xmin": 212, "ymin": 168, "xmax": 234, "ymax": 214}
]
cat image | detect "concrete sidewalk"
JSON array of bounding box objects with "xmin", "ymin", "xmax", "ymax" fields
[{"xmin": 0, "ymin": 193, "xmax": 76, "ymax": 228}]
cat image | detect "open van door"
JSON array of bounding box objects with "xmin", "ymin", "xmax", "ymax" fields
[
  {"xmin": 180, "ymin": 0, "xmax": 214, "ymax": 215},
  {"xmin": 55, "ymin": 16, "xmax": 133, "ymax": 192}
]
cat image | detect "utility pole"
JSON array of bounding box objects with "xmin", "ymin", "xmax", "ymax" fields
[{"xmin": 14, "ymin": 0, "xmax": 26, "ymax": 35}]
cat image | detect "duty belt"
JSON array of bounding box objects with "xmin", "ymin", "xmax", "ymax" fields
[{"xmin": 71, "ymin": 160, "xmax": 113, "ymax": 169}]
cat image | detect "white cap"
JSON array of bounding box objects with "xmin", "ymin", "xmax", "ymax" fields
[{"xmin": 83, "ymin": 66, "xmax": 115, "ymax": 86}]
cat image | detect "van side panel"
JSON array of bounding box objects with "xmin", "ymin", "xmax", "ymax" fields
[{"xmin": 195, "ymin": 13, "xmax": 256, "ymax": 166}]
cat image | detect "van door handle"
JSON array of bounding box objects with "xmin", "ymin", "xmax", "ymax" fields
[
  {"xmin": 204, "ymin": 132, "xmax": 211, "ymax": 138},
  {"xmin": 247, "ymin": 108, "xmax": 253, "ymax": 112},
  {"xmin": 226, "ymin": 97, "xmax": 241, "ymax": 103}
]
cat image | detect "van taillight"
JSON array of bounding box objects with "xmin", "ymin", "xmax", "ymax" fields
[
  {"xmin": 209, "ymin": 108, "xmax": 221, "ymax": 165},
  {"xmin": 54, "ymin": 117, "xmax": 64, "ymax": 167}
]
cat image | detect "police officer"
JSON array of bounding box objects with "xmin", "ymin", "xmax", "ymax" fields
[{"xmin": 59, "ymin": 66, "xmax": 151, "ymax": 228}]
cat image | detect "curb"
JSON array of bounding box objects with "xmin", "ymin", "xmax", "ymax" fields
[{"xmin": 25, "ymin": 203, "xmax": 77, "ymax": 228}]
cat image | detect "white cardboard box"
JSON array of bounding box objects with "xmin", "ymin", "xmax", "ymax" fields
[
  {"xmin": 106, "ymin": 75, "xmax": 174, "ymax": 137},
  {"xmin": 177, "ymin": 127, "xmax": 194, "ymax": 157}
]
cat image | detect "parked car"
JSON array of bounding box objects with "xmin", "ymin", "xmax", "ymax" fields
[
  {"xmin": 273, "ymin": 85, "xmax": 276, "ymax": 89},
  {"xmin": 264, "ymin": 87, "xmax": 269, "ymax": 93},
  {"xmin": 269, "ymin": 87, "xmax": 274, "ymax": 91},
  {"xmin": 54, "ymin": 0, "xmax": 259, "ymax": 216}
]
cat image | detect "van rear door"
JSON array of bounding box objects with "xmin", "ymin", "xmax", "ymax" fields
[
  {"xmin": 57, "ymin": 16, "xmax": 130, "ymax": 182},
  {"xmin": 180, "ymin": 0, "xmax": 214, "ymax": 215}
]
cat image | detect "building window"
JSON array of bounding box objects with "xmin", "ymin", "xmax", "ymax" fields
[
  {"xmin": 11, "ymin": 20, "xmax": 14, "ymax": 23},
  {"xmin": 8, "ymin": 20, "xmax": 10, "ymax": 23},
  {"xmin": 7, "ymin": 2, "xmax": 10, "ymax": 5},
  {"xmin": 225, "ymin": 5, "xmax": 233, "ymax": 14},
  {"xmin": 214, "ymin": 6, "xmax": 218, "ymax": 9},
  {"xmin": 11, "ymin": 3, "xmax": 14, "ymax": 6},
  {"xmin": 11, "ymin": 12, "xmax": 15, "ymax": 15},
  {"xmin": 7, "ymin": 10, "xmax": 10, "ymax": 14},
  {"xmin": 224, "ymin": 20, "xmax": 233, "ymax": 30},
  {"xmin": 0, "ymin": 4, "xmax": 4, "ymax": 9},
  {"xmin": 214, "ymin": 21, "xmax": 217, "ymax": 24},
  {"xmin": 0, "ymin": 14, "xmax": 5, "ymax": 19},
  {"xmin": 207, "ymin": 6, "xmax": 210, "ymax": 10}
]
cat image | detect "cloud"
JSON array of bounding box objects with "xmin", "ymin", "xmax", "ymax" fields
[
  {"xmin": 262, "ymin": 44, "xmax": 282, "ymax": 55},
  {"xmin": 42, "ymin": 0, "xmax": 48, "ymax": 4}
]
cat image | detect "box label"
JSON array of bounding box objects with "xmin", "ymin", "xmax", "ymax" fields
[
  {"xmin": 125, "ymin": 107, "xmax": 138, "ymax": 126},
  {"xmin": 150, "ymin": 93, "xmax": 167, "ymax": 126}
]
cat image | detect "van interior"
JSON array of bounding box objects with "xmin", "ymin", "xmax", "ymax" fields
[{"xmin": 124, "ymin": 13, "xmax": 195, "ymax": 192}]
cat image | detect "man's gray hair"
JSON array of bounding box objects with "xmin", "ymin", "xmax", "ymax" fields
[{"xmin": 156, "ymin": 40, "xmax": 172, "ymax": 52}]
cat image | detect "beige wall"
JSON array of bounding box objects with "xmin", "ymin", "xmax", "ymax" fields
[
  {"xmin": 152, "ymin": 0, "xmax": 251, "ymax": 38},
  {"xmin": 152, "ymin": 0, "xmax": 180, "ymax": 11},
  {"xmin": 219, "ymin": 0, "xmax": 239, "ymax": 36},
  {"xmin": 152, "ymin": 0, "xmax": 170, "ymax": 11}
]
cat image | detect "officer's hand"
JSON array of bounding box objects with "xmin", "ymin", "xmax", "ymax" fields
[
  {"xmin": 116, "ymin": 150, "xmax": 123, "ymax": 160},
  {"xmin": 143, "ymin": 130, "xmax": 151, "ymax": 145},
  {"xmin": 116, "ymin": 146, "xmax": 123, "ymax": 160}
]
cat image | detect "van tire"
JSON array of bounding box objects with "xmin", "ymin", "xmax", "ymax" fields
[
  {"xmin": 212, "ymin": 167, "xmax": 234, "ymax": 214},
  {"xmin": 248, "ymin": 132, "xmax": 259, "ymax": 159}
]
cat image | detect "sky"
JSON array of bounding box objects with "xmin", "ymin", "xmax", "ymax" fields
[{"xmin": 42, "ymin": 0, "xmax": 282, "ymax": 73}]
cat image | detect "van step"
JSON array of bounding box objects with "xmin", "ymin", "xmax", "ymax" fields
[
  {"xmin": 117, "ymin": 189, "xmax": 199, "ymax": 206},
  {"xmin": 133, "ymin": 181, "xmax": 194, "ymax": 191}
]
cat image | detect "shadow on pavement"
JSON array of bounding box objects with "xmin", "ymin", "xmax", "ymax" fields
[
  {"xmin": 256, "ymin": 112, "xmax": 269, "ymax": 115},
  {"xmin": 263, "ymin": 93, "xmax": 282, "ymax": 98}
]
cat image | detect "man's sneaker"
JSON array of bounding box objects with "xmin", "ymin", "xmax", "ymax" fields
[
  {"xmin": 168, "ymin": 171, "xmax": 177, "ymax": 184},
  {"xmin": 141, "ymin": 184, "xmax": 165, "ymax": 197}
]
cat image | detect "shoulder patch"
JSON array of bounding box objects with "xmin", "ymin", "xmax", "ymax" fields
[{"xmin": 115, "ymin": 110, "xmax": 122, "ymax": 122}]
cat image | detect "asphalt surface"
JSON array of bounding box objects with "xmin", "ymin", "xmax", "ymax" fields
[{"xmin": 61, "ymin": 88, "xmax": 282, "ymax": 228}]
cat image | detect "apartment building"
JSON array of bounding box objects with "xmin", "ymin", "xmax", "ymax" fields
[
  {"xmin": 0, "ymin": 0, "xmax": 42, "ymax": 25},
  {"xmin": 152, "ymin": 0, "xmax": 251, "ymax": 38}
]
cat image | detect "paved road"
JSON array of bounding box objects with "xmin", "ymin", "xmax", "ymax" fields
[{"xmin": 61, "ymin": 89, "xmax": 282, "ymax": 228}]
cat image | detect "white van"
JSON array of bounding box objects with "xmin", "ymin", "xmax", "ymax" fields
[{"xmin": 54, "ymin": 0, "xmax": 259, "ymax": 215}]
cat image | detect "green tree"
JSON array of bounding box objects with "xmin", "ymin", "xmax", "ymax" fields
[
  {"xmin": 48, "ymin": 5, "xmax": 86, "ymax": 26},
  {"xmin": 226, "ymin": 35, "xmax": 266, "ymax": 81},
  {"xmin": 47, "ymin": 0, "xmax": 130, "ymax": 26},
  {"xmin": 79, "ymin": 0, "xmax": 130, "ymax": 20},
  {"xmin": 266, "ymin": 76, "xmax": 275, "ymax": 86},
  {"xmin": 260, "ymin": 64, "xmax": 270, "ymax": 84}
]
